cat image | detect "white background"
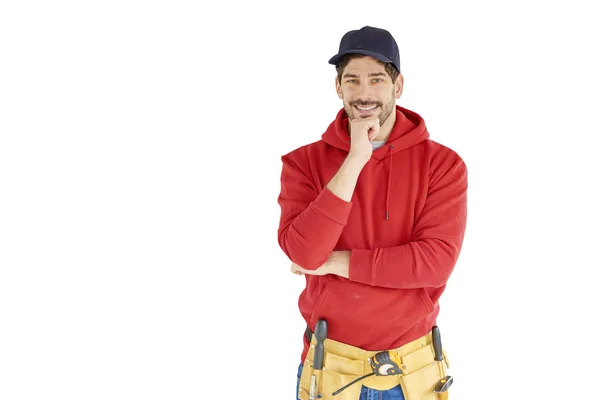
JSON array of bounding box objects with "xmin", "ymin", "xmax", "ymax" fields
[{"xmin": 1, "ymin": 1, "xmax": 599, "ymax": 399}]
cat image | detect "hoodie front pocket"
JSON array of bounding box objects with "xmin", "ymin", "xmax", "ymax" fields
[
  {"xmin": 419, "ymin": 287, "xmax": 434, "ymax": 313},
  {"xmin": 309, "ymin": 284, "xmax": 332, "ymax": 327},
  {"xmin": 309, "ymin": 281, "xmax": 434, "ymax": 349}
]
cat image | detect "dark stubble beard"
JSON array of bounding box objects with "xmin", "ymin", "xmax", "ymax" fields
[{"xmin": 344, "ymin": 88, "xmax": 396, "ymax": 126}]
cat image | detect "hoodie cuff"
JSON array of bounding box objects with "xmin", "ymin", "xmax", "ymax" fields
[
  {"xmin": 311, "ymin": 187, "xmax": 353, "ymax": 225},
  {"xmin": 349, "ymin": 249, "xmax": 374, "ymax": 285}
]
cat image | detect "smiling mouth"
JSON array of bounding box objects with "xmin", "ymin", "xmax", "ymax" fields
[{"xmin": 354, "ymin": 104, "xmax": 378, "ymax": 111}]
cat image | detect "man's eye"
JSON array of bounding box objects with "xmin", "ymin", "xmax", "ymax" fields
[
  {"xmin": 372, "ymin": 79, "xmax": 383, "ymax": 83},
  {"xmin": 346, "ymin": 79, "xmax": 358, "ymax": 84}
]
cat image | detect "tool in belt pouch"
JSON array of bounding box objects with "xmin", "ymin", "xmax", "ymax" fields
[
  {"xmin": 432, "ymin": 326, "xmax": 453, "ymax": 396},
  {"xmin": 298, "ymin": 322, "xmax": 453, "ymax": 400},
  {"xmin": 298, "ymin": 320, "xmax": 327, "ymax": 400},
  {"xmin": 311, "ymin": 320, "xmax": 327, "ymax": 399}
]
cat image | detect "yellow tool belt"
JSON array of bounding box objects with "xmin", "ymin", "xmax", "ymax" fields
[{"xmin": 298, "ymin": 331, "xmax": 451, "ymax": 400}]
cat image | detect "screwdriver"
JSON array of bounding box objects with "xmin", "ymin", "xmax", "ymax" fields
[
  {"xmin": 432, "ymin": 325, "xmax": 453, "ymax": 393},
  {"xmin": 310, "ymin": 319, "xmax": 327, "ymax": 400}
]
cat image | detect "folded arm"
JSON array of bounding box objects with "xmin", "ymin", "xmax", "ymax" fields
[
  {"xmin": 277, "ymin": 153, "xmax": 367, "ymax": 270},
  {"xmin": 348, "ymin": 156, "xmax": 468, "ymax": 289}
]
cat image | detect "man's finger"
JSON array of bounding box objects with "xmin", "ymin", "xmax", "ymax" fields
[
  {"xmin": 369, "ymin": 118, "xmax": 380, "ymax": 128},
  {"xmin": 291, "ymin": 263, "xmax": 305, "ymax": 275}
]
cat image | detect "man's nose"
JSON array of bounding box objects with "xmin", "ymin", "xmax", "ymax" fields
[{"xmin": 357, "ymin": 82, "xmax": 374, "ymax": 99}]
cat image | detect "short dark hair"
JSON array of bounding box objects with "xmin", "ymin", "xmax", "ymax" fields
[{"xmin": 335, "ymin": 54, "xmax": 400, "ymax": 84}]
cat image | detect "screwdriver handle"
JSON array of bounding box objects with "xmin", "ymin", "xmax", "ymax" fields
[
  {"xmin": 313, "ymin": 319, "xmax": 328, "ymax": 370},
  {"xmin": 432, "ymin": 325, "xmax": 443, "ymax": 362}
]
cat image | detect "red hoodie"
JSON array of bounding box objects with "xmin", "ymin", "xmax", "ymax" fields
[{"xmin": 277, "ymin": 105, "xmax": 468, "ymax": 362}]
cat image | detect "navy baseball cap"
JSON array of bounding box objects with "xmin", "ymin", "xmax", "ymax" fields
[{"xmin": 328, "ymin": 26, "xmax": 401, "ymax": 73}]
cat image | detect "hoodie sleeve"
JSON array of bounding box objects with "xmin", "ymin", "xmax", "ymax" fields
[
  {"xmin": 349, "ymin": 155, "xmax": 467, "ymax": 289},
  {"xmin": 277, "ymin": 153, "xmax": 353, "ymax": 270}
]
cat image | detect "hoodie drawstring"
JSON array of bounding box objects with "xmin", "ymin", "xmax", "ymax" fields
[{"xmin": 385, "ymin": 144, "xmax": 394, "ymax": 220}]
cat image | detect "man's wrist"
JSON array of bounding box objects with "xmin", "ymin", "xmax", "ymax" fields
[
  {"xmin": 346, "ymin": 153, "xmax": 369, "ymax": 168},
  {"xmin": 333, "ymin": 250, "xmax": 350, "ymax": 278}
]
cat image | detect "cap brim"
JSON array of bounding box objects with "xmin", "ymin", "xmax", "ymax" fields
[{"xmin": 328, "ymin": 49, "xmax": 394, "ymax": 67}]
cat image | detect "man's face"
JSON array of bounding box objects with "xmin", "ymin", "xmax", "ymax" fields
[{"xmin": 336, "ymin": 56, "xmax": 403, "ymax": 125}]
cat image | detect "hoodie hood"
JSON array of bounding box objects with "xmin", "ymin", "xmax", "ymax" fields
[
  {"xmin": 322, "ymin": 105, "xmax": 430, "ymax": 219},
  {"xmin": 322, "ymin": 105, "xmax": 430, "ymax": 159}
]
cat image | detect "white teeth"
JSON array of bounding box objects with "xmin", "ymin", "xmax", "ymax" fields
[{"xmin": 356, "ymin": 104, "xmax": 377, "ymax": 111}]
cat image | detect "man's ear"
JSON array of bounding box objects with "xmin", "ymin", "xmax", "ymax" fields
[
  {"xmin": 335, "ymin": 76, "xmax": 343, "ymax": 99},
  {"xmin": 395, "ymin": 74, "xmax": 404, "ymax": 99}
]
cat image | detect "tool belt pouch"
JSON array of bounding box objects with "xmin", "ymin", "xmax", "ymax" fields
[
  {"xmin": 297, "ymin": 359, "xmax": 326, "ymax": 400},
  {"xmin": 399, "ymin": 346, "xmax": 450, "ymax": 400},
  {"xmin": 298, "ymin": 338, "xmax": 451, "ymax": 400},
  {"xmin": 297, "ymin": 356, "xmax": 361, "ymax": 400}
]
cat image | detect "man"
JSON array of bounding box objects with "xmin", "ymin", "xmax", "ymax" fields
[{"xmin": 277, "ymin": 26, "xmax": 467, "ymax": 400}]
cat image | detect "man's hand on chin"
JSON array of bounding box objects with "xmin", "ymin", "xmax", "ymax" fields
[{"xmin": 290, "ymin": 251, "xmax": 350, "ymax": 279}]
